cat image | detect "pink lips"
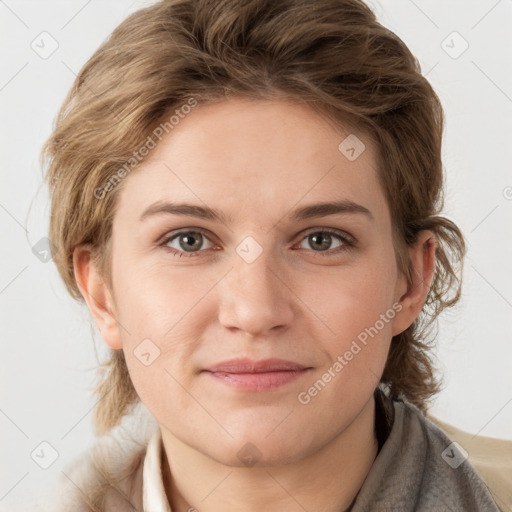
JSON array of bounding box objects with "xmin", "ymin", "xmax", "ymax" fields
[{"xmin": 203, "ymin": 358, "xmax": 311, "ymax": 391}]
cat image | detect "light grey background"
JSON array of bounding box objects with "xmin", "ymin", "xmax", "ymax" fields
[{"xmin": 1, "ymin": 1, "xmax": 511, "ymax": 510}]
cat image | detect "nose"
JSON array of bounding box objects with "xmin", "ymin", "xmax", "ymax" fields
[{"xmin": 217, "ymin": 247, "xmax": 295, "ymax": 338}]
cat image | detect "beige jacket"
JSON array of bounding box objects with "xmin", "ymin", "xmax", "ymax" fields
[{"xmin": 427, "ymin": 414, "xmax": 512, "ymax": 511}]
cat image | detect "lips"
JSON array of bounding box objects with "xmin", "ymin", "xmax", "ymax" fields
[
  {"xmin": 205, "ymin": 357, "xmax": 308, "ymax": 373},
  {"xmin": 202, "ymin": 358, "xmax": 312, "ymax": 391}
]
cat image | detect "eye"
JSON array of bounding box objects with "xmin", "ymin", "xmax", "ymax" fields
[
  {"xmin": 296, "ymin": 228, "xmax": 355, "ymax": 256},
  {"xmin": 159, "ymin": 227, "xmax": 355, "ymax": 258},
  {"xmin": 161, "ymin": 229, "xmax": 214, "ymax": 257}
]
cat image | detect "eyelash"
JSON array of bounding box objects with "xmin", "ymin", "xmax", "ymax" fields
[{"xmin": 159, "ymin": 228, "xmax": 356, "ymax": 258}]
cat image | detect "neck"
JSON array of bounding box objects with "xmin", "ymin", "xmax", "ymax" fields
[{"xmin": 161, "ymin": 395, "xmax": 378, "ymax": 512}]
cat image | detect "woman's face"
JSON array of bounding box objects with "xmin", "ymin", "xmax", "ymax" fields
[{"xmin": 103, "ymin": 97, "xmax": 411, "ymax": 465}]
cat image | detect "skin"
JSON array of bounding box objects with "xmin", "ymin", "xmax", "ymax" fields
[{"xmin": 74, "ymin": 97, "xmax": 435, "ymax": 512}]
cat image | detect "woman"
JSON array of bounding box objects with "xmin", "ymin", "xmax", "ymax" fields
[{"xmin": 40, "ymin": 0, "xmax": 502, "ymax": 510}]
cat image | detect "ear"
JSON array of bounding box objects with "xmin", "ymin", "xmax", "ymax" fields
[
  {"xmin": 73, "ymin": 244, "xmax": 123, "ymax": 350},
  {"xmin": 391, "ymin": 230, "xmax": 436, "ymax": 337}
]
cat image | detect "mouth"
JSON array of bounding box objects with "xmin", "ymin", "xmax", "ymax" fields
[{"xmin": 202, "ymin": 358, "xmax": 313, "ymax": 391}]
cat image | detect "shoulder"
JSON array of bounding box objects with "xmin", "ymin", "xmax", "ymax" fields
[
  {"xmin": 396, "ymin": 399, "xmax": 502, "ymax": 511},
  {"xmin": 38, "ymin": 405, "xmax": 158, "ymax": 512},
  {"xmin": 427, "ymin": 411, "xmax": 512, "ymax": 512},
  {"xmin": 352, "ymin": 397, "xmax": 502, "ymax": 512}
]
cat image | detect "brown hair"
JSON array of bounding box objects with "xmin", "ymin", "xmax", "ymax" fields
[{"xmin": 42, "ymin": 0, "xmax": 465, "ymax": 442}]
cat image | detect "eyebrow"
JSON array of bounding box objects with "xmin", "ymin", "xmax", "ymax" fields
[{"xmin": 139, "ymin": 199, "xmax": 373, "ymax": 223}]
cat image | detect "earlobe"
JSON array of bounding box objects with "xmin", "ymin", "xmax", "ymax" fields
[
  {"xmin": 73, "ymin": 245, "xmax": 123, "ymax": 350},
  {"xmin": 391, "ymin": 230, "xmax": 436, "ymax": 337}
]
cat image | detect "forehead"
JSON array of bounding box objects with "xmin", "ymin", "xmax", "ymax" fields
[{"xmin": 116, "ymin": 98, "xmax": 387, "ymax": 226}]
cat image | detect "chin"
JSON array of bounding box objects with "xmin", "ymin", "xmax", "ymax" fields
[{"xmin": 201, "ymin": 426, "xmax": 317, "ymax": 468}]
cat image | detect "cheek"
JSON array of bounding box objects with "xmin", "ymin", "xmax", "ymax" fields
[
  {"xmin": 113, "ymin": 255, "xmax": 210, "ymax": 338},
  {"xmin": 301, "ymin": 258, "xmax": 398, "ymax": 341},
  {"xmin": 298, "ymin": 258, "xmax": 399, "ymax": 404},
  {"xmin": 296, "ymin": 270, "xmax": 397, "ymax": 419},
  {"xmin": 110, "ymin": 263, "xmax": 200, "ymax": 408}
]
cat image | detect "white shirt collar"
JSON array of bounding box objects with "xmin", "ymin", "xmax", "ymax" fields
[{"xmin": 143, "ymin": 428, "xmax": 172, "ymax": 512}]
